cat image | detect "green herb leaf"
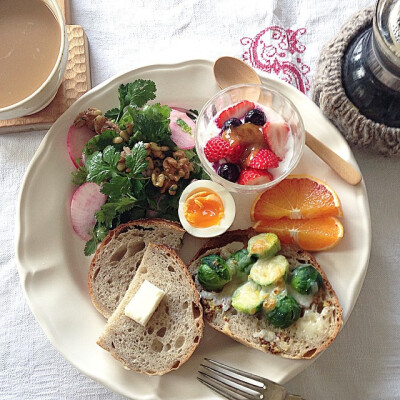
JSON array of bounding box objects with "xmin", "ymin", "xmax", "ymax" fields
[
  {"xmin": 109, "ymin": 80, "xmax": 157, "ymax": 123},
  {"xmin": 85, "ymin": 146, "xmax": 120, "ymax": 184},
  {"xmin": 85, "ymin": 152, "xmax": 112, "ymax": 183},
  {"xmin": 103, "ymin": 145, "xmax": 121, "ymax": 167},
  {"xmin": 104, "ymin": 107, "xmax": 120, "ymax": 120},
  {"xmin": 84, "ymin": 237, "xmax": 98, "ymax": 256},
  {"xmin": 71, "ymin": 164, "xmax": 88, "ymax": 186},
  {"xmin": 101, "ymin": 175, "xmax": 132, "ymax": 201},
  {"xmin": 116, "ymin": 196, "xmax": 139, "ymax": 213},
  {"xmin": 124, "ymin": 80, "xmax": 156, "ymax": 108},
  {"xmin": 95, "ymin": 203, "xmax": 118, "ymax": 227},
  {"xmin": 129, "ymin": 104, "xmax": 174, "ymax": 147},
  {"xmin": 125, "ymin": 142, "xmax": 148, "ymax": 176},
  {"xmin": 95, "ymin": 196, "xmax": 138, "ymax": 228},
  {"xmin": 131, "ymin": 179, "xmax": 146, "ymax": 195},
  {"xmin": 83, "ymin": 129, "xmax": 120, "ymax": 156}
]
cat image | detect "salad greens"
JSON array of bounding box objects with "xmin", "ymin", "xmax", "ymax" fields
[
  {"xmin": 104, "ymin": 80, "xmax": 157, "ymax": 122},
  {"xmin": 72, "ymin": 79, "xmax": 208, "ymax": 255}
]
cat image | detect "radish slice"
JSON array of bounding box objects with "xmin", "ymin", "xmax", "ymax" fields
[
  {"xmin": 169, "ymin": 109, "xmax": 196, "ymax": 150},
  {"xmin": 70, "ymin": 182, "xmax": 107, "ymax": 241},
  {"xmin": 67, "ymin": 124, "xmax": 95, "ymax": 168}
]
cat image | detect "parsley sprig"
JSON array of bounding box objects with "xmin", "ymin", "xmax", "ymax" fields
[{"xmin": 104, "ymin": 80, "xmax": 156, "ymax": 122}]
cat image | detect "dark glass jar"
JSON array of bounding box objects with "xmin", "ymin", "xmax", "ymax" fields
[{"xmin": 342, "ymin": 0, "xmax": 400, "ymax": 127}]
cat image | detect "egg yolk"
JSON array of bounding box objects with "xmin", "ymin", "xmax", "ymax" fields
[{"xmin": 183, "ymin": 190, "xmax": 224, "ymax": 228}]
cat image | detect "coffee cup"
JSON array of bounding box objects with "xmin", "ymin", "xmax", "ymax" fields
[{"xmin": 0, "ymin": 0, "xmax": 68, "ymax": 120}]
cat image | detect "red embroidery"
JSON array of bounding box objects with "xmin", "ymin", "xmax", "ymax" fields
[{"xmin": 241, "ymin": 26, "xmax": 310, "ymax": 94}]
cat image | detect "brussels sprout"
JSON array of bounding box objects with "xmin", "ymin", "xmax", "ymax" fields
[
  {"xmin": 197, "ymin": 254, "xmax": 233, "ymax": 291},
  {"xmin": 261, "ymin": 281, "xmax": 286, "ymax": 313},
  {"xmin": 247, "ymin": 233, "xmax": 281, "ymax": 259},
  {"xmin": 290, "ymin": 264, "xmax": 323, "ymax": 295},
  {"xmin": 249, "ymin": 255, "xmax": 289, "ymax": 286},
  {"xmin": 232, "ymin": 280, "xmax": 264, "ymax": 315},
  {"xmin": 265, "ymin": 294, "xmax": 301, "ymax": 328},
  {"xmin": 226, "ymin": 249, "xmax": 256, "ymax": 280}
]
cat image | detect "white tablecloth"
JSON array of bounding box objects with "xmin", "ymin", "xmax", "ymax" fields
[{"xmin": 2, "ymin": 1, "xmax": 400, "ymax": 399}]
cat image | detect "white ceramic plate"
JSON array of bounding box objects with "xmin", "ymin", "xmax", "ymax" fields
[{"xmin": 16, "ymin": 60, "xmax": 371, "ymax": 400}]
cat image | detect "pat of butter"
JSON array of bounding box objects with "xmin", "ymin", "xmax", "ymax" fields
[{"xmin": 124, "ymin": 280, "xmax": 165, "ymax": 326}]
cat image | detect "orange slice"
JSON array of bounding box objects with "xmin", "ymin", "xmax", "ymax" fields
[
  {"xmin": 254, "ymin": 216, "xmax": 344, "ymax": 251},
  {"xmin": 250, "ymin": 175, "xmax": 343, "ymax": 221}
]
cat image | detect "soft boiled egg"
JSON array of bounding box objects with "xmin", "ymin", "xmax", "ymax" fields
[{"xmin": 178, "ymin": 180, "xmax": 236, "ymax": 238}]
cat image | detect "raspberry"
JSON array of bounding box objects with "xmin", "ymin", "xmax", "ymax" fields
[
  {"xmin": 248, "ymin": 149, "xmax": 280, "ymax": 169},
  {"xmin": 204, "ymin": 137, "xmax": 230, "ymax": 162}
]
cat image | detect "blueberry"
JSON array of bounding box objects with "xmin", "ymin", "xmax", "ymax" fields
[
  {"xmin": 217, "ymin": 163, "xmax": 240, "ymax": 182},
  {"xmin": 222, "ymin": 118, "xmax": 242, "ymax": 131},
  {"xmin": 244, "ymin": 109, "xmax": 266, "ymax": 126}
]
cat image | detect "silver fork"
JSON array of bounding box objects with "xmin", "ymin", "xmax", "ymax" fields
[{"xmin": 198, "ymin": 358, "xmax": 305, "ymax": 400}]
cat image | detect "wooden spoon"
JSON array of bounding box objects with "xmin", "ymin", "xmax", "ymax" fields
[{"xmin": 213, "ymin": 56, "xmax": 362, "ymax": 186}]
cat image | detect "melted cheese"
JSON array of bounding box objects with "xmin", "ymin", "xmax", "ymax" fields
[
  {"xmin": 253, "ymin": 328, "xmax": 276, "ymax": 342},
  {"xmin": 292, "ymin": 307, "xmax": 332, "ymax": 341},
  {"xmin": 253, "ymin": 305, "xmax": 334, "ymax": 347},
  {"xmin": 201, "ymin": 278, "xmax": 243, "ymax": 311},
  {"xmin": 287, "ymin": 285, "xmax": 314, "ymax": 308}
]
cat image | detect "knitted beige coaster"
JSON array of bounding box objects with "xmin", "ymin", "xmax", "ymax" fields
[{"xmin": 312, "ymin": 6, "xmax": 400, "ymax": 156}]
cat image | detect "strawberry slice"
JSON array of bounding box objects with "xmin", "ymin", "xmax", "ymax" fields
[
  {"xmin": 216, "ymin": 101, "xmax": 255, "ymax": 128},
  {"xmin": 237, "ymin": 168, "xmax": 273, "ymax": 185},
  {"xmin": 262, "ymin": 121, "xmax": 290, "ymax": 161},
  {"xmin": 248, "ymin": 148, "xmax": 279, "ymax": 169}
]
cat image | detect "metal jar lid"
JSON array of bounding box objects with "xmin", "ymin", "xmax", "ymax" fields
[{"xmin": 372, "ymin": 0, "xmax": 400, "ymax": 89}]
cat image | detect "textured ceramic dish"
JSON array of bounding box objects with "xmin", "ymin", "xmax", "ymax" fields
[
  {"xmin": 16, "ymin": 60, "xmax": 371, "ymax": 400},
  {"xmin": 0, "ymin": 0, "xmax": 68, "ymax": 120}
]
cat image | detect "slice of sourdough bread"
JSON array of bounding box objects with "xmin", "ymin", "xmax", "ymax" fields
[
  {"xmin": 188, "ymin": 229, "xmax": 342, "ymax": 360},
  {"xmin": 97, "ymin": 243, "xmax": 203, "ymax": 375},
  {"xmin": 88, "ymin": 219, "xmax": 185, "ymax": 318}
]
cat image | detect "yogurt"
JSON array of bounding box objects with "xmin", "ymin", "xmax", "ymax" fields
[{"xmin": 203, "ymin": 101, "xmax": 295, "ymax": 184}]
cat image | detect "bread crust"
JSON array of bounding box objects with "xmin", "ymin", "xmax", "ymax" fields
[
  {"xmin": 88, "ymin": 219, "xmax": 185, "ymax": 318},
  {"xmin": 188, "ymin": 229, "xmax": 343, "ymax": 360},
  {"xmin": 96, "ymin": 244, "xmax": 203, "ymax": 375}
]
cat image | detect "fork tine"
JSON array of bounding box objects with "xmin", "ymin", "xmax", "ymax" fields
[
  {"xmin": 204, "ymin": 358, "xmax": 271, "ymax": 385},
  {"xmin": 197, "ymin": 376, "xmax": 244, "ymax": 400},
  {"xmin": 198, "ymin": 371, "xmax": 261, "ymax": 400},
  {"xmin": 200, "ymin": 363, "xmax": 264, "ymax": 391}
]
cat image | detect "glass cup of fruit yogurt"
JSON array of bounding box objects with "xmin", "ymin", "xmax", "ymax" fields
[{"xmin": 195, "ymin": 84, "xmax": 305, "ymax": 193}]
